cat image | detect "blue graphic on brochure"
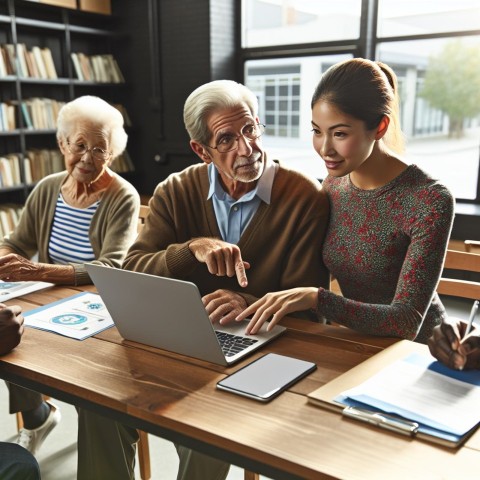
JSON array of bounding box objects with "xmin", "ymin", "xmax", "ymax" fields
[
  {"xmin": 52, "ymin": 314, "xmax": 88, "ymax": 325},
  {"xmin": 24, "ymin": 292, "xmax": 113, "ymax": 340}
]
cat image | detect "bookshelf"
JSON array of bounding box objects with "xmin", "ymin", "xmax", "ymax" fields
[{"xmin": 0, "ymin": 0, "xmax": 132, "ymax": 213}]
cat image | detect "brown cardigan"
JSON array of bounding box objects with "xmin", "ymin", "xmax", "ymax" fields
[{"xmin": 123, "ymin": 159, "xmax": 329, "ymax": 309}]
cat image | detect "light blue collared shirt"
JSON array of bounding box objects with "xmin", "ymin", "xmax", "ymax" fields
[{"xmin": 207, "ymin": 157, "xmax": 277, "ymax": 244}]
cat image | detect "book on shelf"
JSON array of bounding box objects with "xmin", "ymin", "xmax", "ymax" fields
[
  {"xmin": 0, "ymin": 154, "xmax": 21, "ymax": 186},
  {"xmin": 23, "ymin": 156, "xmax": 33, "ymax": 184},
  {"xmin": 21, "ymin": 102, "xmax": 33, "ymax": 130},
  {"xmin": 0, "ymin": 102, "xmax": 17, "ymax": 131},
  {"xmin": 78, "ymin": 52, "xmax": 93, "ymax": 81},
  {"xmin": 90, "ymin": 55, "xmax": 105, "ymax": 83},
  {"xmin": 31, "ymin": 46, "xmax": 48, "ymax": 79},
  {"xmin": 41, "ymin": 48, "xmax": 58, "ymax": 79},
  {"xmin": 24, "ymin": 149, "xmax": 64, "ymax": 183},
  {"xmin": 0, "ymin": 210, "xmax": 12, "ymax": 238},
  {"xmin": 105, "ymin": 54, "xmax": 125, "ymax": 83},
  {"xmin": 9, "ymin": 154, "xmax": 21, "ymax": 186},
  {"xmin": 15, "ymin": 44, "xmax": 29, "ymax": 78},
  {"xmin": 0, "ymin": 104, "xmax": 6, "ymax": 131},
  {"xmin": 21, "ymin": 98, "xmax": 65, "ymax": 130},
  {"xmin": 70, "ymin": 53, "xmax": 83, "ymax": 81},
  {"xmin": 5, "ymin": 45, "xmax": 58, "ymax": 80},
  {"xmin": 0, "ymin": 48, "xmax": 7, "ymax": 77},
  {"xmin": 0, "ymin": 157, "xmax": 13, "ymax": 187},
  {"xmin": 0, "ymin": 204, "xmax": 22, "ymax": 240},
  {"xmin": 71, "ymin": 52, "xmax": 125, "ymax": 83},
  {"xmin": 2, "ymin": 45, "xmax": 17, "ymax": 76},
  {"xmin": 24, "ymin": 50, "xmax": 39, "ymax": 78}
]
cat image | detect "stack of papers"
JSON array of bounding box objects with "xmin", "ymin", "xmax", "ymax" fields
[
  {"xmin": 307, "ymin": 340, "xmax": 480, "ymax": 447},
  {"xmin": 336, "ymin": 353, "xmax": 480, "ymax": 441},
  {"xmin": 24, "ymin": 292, "xmax": 114, "ymax": 340},
  {"xmin": 0, "ymin": 280, "xmax": 54, "ymax": 301}
]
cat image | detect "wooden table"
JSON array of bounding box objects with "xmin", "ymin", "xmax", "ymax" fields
[{"xmin": 2, "ymin": 285, "xmax": 480, "ymax": 480}]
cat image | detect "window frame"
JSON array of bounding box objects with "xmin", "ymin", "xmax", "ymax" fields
[{"xmin": 237, "ymin": 0, "xmax": 480, "ymax": 204}]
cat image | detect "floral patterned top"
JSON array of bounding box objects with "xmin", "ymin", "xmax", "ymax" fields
[{"xmin": 318, "ymin": 164, "xmax": 455, "ymax": 343}]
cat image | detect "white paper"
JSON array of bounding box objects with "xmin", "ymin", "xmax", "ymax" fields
[
  {"xmin": 342, "ymin": 355, "xmax": 480, "ymax": 435},
  {"xmin": 0, "ymin": 280, "xmax": 54, "ymax": 301},
  {"xmin": 24, "ymin": 292, "xmax": 114, "ymax": 340}
]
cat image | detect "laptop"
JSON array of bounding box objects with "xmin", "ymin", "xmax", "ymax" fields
[{"xmin": 85, "ymin": 264, "xmax": 286, "ymax": 365}]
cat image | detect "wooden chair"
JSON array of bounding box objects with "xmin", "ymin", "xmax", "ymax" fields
[
  {"xmin": 437, "ymin": 249, "xmax": 480, "ymax": 299},
  {"xmin": 465, "ymin": 240, "xmax": 480, "ymax": 254},
  {"xmin": 16, "ymin": 403, "xmax": 151, "ymax": 479},
  {"xmin": 137, "ymin": 204, "xmax": 150, "ymax": 233}
]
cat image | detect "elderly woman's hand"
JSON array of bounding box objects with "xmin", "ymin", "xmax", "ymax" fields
[
  {"xmin": 0, "ymin": 253, "xmax": 43, "ymax": 282},
  {"xmin": 427, "ymin": 318, "xmax": 480, "ymax": 370}
]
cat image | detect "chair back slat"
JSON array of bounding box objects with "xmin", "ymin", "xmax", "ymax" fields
[
  {"xmin": 438, "ymin": 250, "xmax": 480, "ymax": 299},
  {"xmin": 137, "ymin": 205, "xmax": 150, "ymax": 233}
]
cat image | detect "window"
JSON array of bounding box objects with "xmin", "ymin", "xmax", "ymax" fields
[
  {"xmin": 377, "ymin": 36, "xmax": 480, "ymax": 199},
  {"xmin": 245, "ymin": 55, "xmax": 351, "ymax": 180},
  {"xmin": 242, "ymin": 0, "xmax": 362, "ymax": 47},
  {"xmin": 241, "ymin": 0, "xmax": 480, "ymax": 203}
]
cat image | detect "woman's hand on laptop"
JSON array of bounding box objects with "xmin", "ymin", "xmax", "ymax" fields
[
  {"xmin": 236, "ymin": 287, "xmax": 319, "ymax": 335},
  {"xmin": 203, "ymin": 289, "xmax": 248, "ymax": 325},
  {"xmin": 189, "ymin": 238, "xmax": 250, "ymax": 287}
]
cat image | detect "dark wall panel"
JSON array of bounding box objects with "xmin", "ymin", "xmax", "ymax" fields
[{"xmin": 113, "ymin": 0, "xmax": 237, "ymax": 196}]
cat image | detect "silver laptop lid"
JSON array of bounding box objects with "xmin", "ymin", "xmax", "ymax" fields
[{"xmin": 85, "ymin": 264, "xmax": 285, "ymax": 365}]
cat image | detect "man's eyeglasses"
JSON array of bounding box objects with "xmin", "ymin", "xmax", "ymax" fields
[
  {"xmin": 66, "ymin": 141, "xmax": 112, "ymax": 162},
  {"xmin": 206, "ymin": 124, "xmax": 265, "ymax": 153}
]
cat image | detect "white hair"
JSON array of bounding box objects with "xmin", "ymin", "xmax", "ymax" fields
[
  {"xmin": 56, "ymin": 95, "xmax": 128, "ymax": 158},
  {"xmin": 183, "ymin": 80, "xmax": 259, "ymax": 144}
]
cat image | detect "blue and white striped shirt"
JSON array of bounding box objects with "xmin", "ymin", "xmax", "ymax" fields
[{"xmin": 48, "ymin": 194, "xmax": 100, "ymax": 264}]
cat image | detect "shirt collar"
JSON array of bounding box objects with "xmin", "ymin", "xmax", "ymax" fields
[{"xmin": 207, "ymin": 154, "xmax": 275, "ymax": 204}]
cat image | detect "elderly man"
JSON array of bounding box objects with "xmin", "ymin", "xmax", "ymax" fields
[
  {"xmin": 124, "ymin": 79, "xmax": 329, "ymax": 322},
  {"xmin": 80, "ymin": 79, "xmax": 329, "ymax": 480},
  {"xmin": 0, "ymin": 304, "xmax": 41, "ymax": 480}
]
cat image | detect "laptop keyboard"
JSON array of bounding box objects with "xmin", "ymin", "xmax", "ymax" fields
[{"xmin": 215, "ymin": 331, "xmax": 258, "ymax": 357}]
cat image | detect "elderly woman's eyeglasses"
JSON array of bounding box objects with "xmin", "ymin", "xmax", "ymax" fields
[
  {"xmin": 66, "ymin": 141, "xmax": 112, "ymax": 162},
  {"xmin": 206, "ymin": 124, "xmax": 265, "ymax": 153}
]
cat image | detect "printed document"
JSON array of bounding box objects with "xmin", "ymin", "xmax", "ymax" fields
[
  {"xmin": 0, "ymin": 280, "xmax": 54, "ymax": 301},
  {"xmin": 340, "ymin": 353, "xmax": 480, "ymax": 436},
  {"xmin": 24, "ymin": 292, "xmax": 114, "ymax": 340}
]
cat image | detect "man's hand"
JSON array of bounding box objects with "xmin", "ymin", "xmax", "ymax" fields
[
  {"xmin": 0, "ymin": 253, "xmax": 41, "ymax": 282},
  {"xmin": 202, "ymin": 289, "xmax": 248, "ymax": 325},
  {"xmin": 189, "ymin": 238, "xmax": 250, "ymax": 287},
  {"xmin": 0, "ymin": 303, "xmax": 24, "ymax": 355},
  {"xmin": 427, "ymin": 318, "xmax": 480, "ymax": 370}
]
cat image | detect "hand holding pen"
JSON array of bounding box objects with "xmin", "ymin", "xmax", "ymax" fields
[{"xmin": 427, "ymin": 300, "xmax": 480, "ymax": 370}]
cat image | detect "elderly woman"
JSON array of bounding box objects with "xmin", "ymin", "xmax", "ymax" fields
[{"xmin": 0, "ymin": 95, "xmax": 140, "ymax": 455}]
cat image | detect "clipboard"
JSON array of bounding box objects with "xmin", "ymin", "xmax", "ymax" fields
[{"xmin": 307, "ymin": 340, "xmax": 480, "ymax": 448}]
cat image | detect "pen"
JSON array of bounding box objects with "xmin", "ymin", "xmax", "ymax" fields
[
  {"xmin": 465, "ymin": 300, "xmax": 479, "ymax": 338},
  {"xmin": 342, "ymin": 406, "xmax": 419, "ymax": 436}
]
